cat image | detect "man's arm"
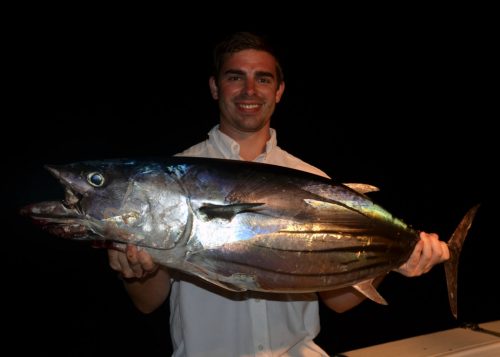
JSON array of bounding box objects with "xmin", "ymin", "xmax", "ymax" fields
[
  {"xmin": 319, "ymin": 232, "xmax": 449, "ymax": 313},
  {"xmin": 108, "ymin": 245, "xmax": 171, "ymax": 314}
]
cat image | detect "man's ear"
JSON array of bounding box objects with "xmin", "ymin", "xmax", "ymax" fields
[
  {"xmin": 275, "ymin": 81, "xmax": 285, "ymax": 103},
  {"xmin": 209, "ymin": 76, "xmax": 219, "ymax": 100}
]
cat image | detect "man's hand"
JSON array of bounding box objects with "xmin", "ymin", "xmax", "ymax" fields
[
  {"xmin": 108, "ymin": 245, "xmax": 159, "ymax": 279},
  {"xmin": 395, "ymin": 232, "xmax": 449, "ymax": 277}
]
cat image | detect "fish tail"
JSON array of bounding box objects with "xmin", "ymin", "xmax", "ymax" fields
[{"xmin": 444, "ymin": 204, "xmax": 480, "ymax": 319}]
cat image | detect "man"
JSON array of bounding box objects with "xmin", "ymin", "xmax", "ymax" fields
[{"xmin": 108, "ymin": 32, "xmax": 448, "ymax": 356}]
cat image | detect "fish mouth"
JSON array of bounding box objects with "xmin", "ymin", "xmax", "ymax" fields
[
  {"xmin": 20, "ymin": 164, "xmax": 92, "ymax": 239},
  {"xmin": 20, "ymin": 189, "xmax": 89, "ymax": 239}
]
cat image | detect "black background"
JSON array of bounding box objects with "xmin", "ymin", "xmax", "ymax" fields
[{"xmin": 6, "ymin": 6, "xmax": 498, "ymax": 356}]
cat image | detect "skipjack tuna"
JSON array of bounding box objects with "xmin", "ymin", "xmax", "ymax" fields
[{"xmin": 21, "ymin": 157, "xmax": 479, "ymax": 318}]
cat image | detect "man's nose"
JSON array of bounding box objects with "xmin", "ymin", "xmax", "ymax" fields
[{"xmin": 243, "ymin": 79, "xmax": 256, "ymax": 96}]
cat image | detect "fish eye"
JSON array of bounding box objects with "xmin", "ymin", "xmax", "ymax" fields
[{"xmin": 87, "ymin": 172, "xmax": 105, "ymax": 187}]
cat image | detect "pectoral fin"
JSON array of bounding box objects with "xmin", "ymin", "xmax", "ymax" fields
[
  {"xmin": 185, "ymin": 260, "xmax": 248, "ymax": 292},
  {"xmin": 199, "ymin": 203, "xmax": 264, "ymax": 220},
  {"xmin": 199, "ymin": 275, "xmax": 248, "ymax": 292},
  {"xmin": 352, "ymin": 279, "xmax": 388, "ymax": 305}
]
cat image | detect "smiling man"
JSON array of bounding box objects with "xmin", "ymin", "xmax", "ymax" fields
[{"xmin": 108, "ymin": 32, "xmax": 448, "ymax": 357}]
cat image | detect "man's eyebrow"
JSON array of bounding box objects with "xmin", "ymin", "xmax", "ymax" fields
[
  {"xmin": 222, "ymin": 69, "xmax": 275, "ymax": 78},
  {"xmin": 255, "ymin": 71, "xmax": 275, "ymax": 79},
  {"xmin": 223, "ymin": 69, "xmax": 246, "ymax": 76}
]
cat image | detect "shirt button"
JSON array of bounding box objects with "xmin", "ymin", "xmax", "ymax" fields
[{"xmin": 258, "ymin": 344, "xmax": 264, "ymax": 351}]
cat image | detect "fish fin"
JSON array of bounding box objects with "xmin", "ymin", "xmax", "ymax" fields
[
  {"xmin": 303, "ymin": 199, "xmax": 338, "ymax": 209},
  {"xmin": 199, "ymin": 275, "xmax": 248, "ymax": 292},
  {"xmin": 444, "ymin": 204, "xmax": 481, "ymax": 319},
  {"xmin": 352, "ymin": 279, "xmax": 388, "ymax": 305},
  {"xmin": 199, "ymin": 203, "xmax": 264, "ymax": 220},
  {"xmin": 343, "ymin": 183, "xmax": 380, "ymax": 194},
  {"xmin": 184, "ymin": 259, "xmax": 248, "ymax": 292}
]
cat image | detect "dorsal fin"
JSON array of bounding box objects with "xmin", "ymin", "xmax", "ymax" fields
[
  {"xmin": 199, "ymin": 203, "xmax": 264, "ymax": 220},
  {"xmin": 343, "ymin": 183, "xmax": 380, "ymax": 194},
  {"xmin": 352, "ymin": 279, "xmax": 388, "ymax": 305}
]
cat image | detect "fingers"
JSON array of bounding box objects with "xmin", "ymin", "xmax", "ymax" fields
[
  {"xmin": 396, "ymin": 231, "xmax": 449, "ymax": 277},
  {"xmin": 407, "ymin": 239, "xmax": 424, "ymax": 272},
  {"xmin": 419, "ymin": 232, "xmax": 449, "ymax": 271},
  {"xmin": 136, "ymin": 248, "xmax": 159, "ymax": 273},
  {"xmin": 107, "ymin": 245, "xmax": 158, "ymax": 279},
  {"xmin": 394, "ymin": 239, "xmax": 421, "ymax": 277},
  {"xmin": 419, "ymin": 233, "xmax": 434, "ymax": 274},
  {"xmin": 126, "ymin": 245, "xmax": 146, "ymax": 278},
  {"xmin": 108, "ymin": 249, "xmax": 121, "ymax": 271},
  {"xmin": 108, "ymin": 247, "xmax": 138, "ymax": 278}
]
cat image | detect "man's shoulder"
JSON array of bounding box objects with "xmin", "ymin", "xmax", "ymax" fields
[
  {"xmin": 269, "ymin": 147, "xmax": 330, "ymax": 179},
  {"xmin": 176, "ymin": 140, "xmax": 210, "ymax": 158}
]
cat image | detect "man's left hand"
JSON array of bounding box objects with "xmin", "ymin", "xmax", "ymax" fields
[{"xmin": 395, "ymin": 232, "xmax": 449, "ymax": 277}]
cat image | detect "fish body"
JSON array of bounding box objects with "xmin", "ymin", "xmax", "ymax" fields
[{"xmin": 21, "ymin": 157, "xmax": 478, "ymax": 316}]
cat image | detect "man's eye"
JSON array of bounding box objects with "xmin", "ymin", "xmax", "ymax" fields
[
  {"xmin": 228, "ymin": 76, "xmax": 241, "ymax": 81},
  {"xmin": 258, "ymin": 77, "xmax": 272, "ymax": 84}
]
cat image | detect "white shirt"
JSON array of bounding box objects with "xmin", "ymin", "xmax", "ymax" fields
[{"xmin": 170, "ymin": 125, "xmax": 330, "ymax": 357}]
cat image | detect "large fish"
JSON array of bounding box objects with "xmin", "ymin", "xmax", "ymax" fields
[{"xmin": 20, "ymin": 157, "xmax": 479, "ymax": 318}]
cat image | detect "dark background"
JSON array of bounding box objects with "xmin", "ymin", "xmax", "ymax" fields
[{"xmin": 6, "ymin": 7, "xmax": 498, "ymax": 356}]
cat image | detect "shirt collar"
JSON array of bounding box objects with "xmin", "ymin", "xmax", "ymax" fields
[{"xmin": 208, "ymin": 124, "xmax": 278, "ymax": 162}]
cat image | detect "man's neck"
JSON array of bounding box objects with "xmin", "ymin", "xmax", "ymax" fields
[{"xmin": 219, "ymin": 123, "xmax": 270, "ymax": 161}]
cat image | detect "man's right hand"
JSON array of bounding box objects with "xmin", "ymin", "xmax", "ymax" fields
[{"xmin": 108, "ymin": 245, "xmax": 159, "ymax": 279}]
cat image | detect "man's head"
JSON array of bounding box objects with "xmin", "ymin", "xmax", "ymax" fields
[
  {"xmin": 209, "ymin": 32, "xmax": 285, "ymax": 136},
  {"xmin": 212, "ymin": 32, "xmax": 284, "ymax": 86}
]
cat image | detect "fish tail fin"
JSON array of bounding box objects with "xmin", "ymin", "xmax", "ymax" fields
[{"xmin": 444, "ymin": 204, "xmax": 480, "ymax": 319}]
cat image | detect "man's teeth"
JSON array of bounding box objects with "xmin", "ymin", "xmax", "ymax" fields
[{"xmin": 239, "ymin": 104, "xmax": 259, "ymax": 109}]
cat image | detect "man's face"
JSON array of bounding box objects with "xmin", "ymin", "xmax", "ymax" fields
[{"xmin": 210, "ymin": 49, "xmax": 285, "ymax": 134}]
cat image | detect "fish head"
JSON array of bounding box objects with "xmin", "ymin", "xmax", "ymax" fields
[{"xmin": 21, "ymin": 160, "xmax": 190, "ymax": 249}]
